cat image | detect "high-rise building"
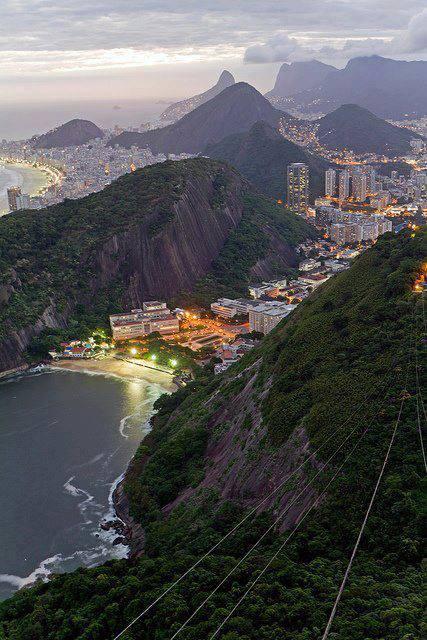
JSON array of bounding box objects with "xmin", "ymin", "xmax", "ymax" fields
[
  {"xmin": 286, "ymin": 163, "xmax": 309, "ymax": 215},
  {"xmin": 325, "ymin": 169, "xmax": 336, "ymax": 197},
  {"xmin": 364, "ymin": 166, "xmax": 377, "ymax": 193},
  {"xmin": 15, "ymin": 193, "xmax": 31, "ymax": 210},
  {"xmin": 338, "ymin": 170, "xmax": 350, "ymax": 203},
  {"xmin": 352, "ymin": 173, "xmax": 367, "ymax": 202},
  {"xmin": 7, "ymin": 187, "xmax": 21, "ymax": 212}
]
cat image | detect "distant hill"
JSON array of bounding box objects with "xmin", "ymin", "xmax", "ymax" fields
[
  {"xmin": 316, "ymin": 104, "xmax": 425, "ymax": 156},
  {"xmin": 267, "ymin": 59, "xmax": 336, "ymax": 98},
  {"xmin": 33, "ymin": 119, "xmax": 104, "ymax": 149},
  {"xmin": 160, "ymin": 70, "xmax": 235, "ymax": 122},
  {"xmin": 206, "ymin": 121, "xmax": 330, "ymax": 201},
  {"xmin": 110, "ymin": 83, "xmax": 293, "ymax": 154},
  {"xmin": 292, "ymin": 56, "xmax": 427, "ymax": 119},
  {"xmin": 0, "ymin": 158, "xmax": 314, "ymax": 372}
]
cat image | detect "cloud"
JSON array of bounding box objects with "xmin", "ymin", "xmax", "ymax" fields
[
  {"xmin": 244, "ymin": 33, "xmax": 300, "ymax": 64},
  {"xmin": 242, "ymin": 4, "xmax": 427, "ymax": 65},
  {"xmin": 398, "ymin": 8, "xmax": 427, "ymax": 52}
]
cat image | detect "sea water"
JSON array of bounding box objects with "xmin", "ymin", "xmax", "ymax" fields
[{"xmin": 0, "ymin": 367, "xmax": 168, "ymax": 601}]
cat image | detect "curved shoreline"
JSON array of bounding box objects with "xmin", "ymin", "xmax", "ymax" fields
[
  {"xmin": 0, "ymin": 159, "xmax": 62, "ymax": 215},
  {"xmin": 0, "ymin": 362, "xmax": 173, "ymax": 598},
  {"xmin": 50, "ymin": 358, "xmax": 175, "ymax": 560}
]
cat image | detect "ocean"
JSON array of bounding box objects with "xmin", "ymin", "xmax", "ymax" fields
[
  {"xmin": 0, "ymin": 367, "xmax": 168, "ymax": 601},
  {"xmin": 0, "ymin": 99, "xmax": 166, "ymax": 141},
  {"xmin": 0, "ymin": 162, "xmax": 48, "ymax": 214}
]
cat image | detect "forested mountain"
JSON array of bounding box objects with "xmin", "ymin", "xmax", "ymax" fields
[
  {"xmin": 206, "ymin": 121, "xmax": 330, "ymax": 201},
  {"xmin": 160, "ymin": 70, "xmax": 235, "ymax": 122},
  {"xmin": 32, "ymin": 119, "xmax": 104, "ymax": 148},
  {"xmin": 0, "ymin": 158, "xmax": 313, "ymax": 373},
  {"xmin": 109, "ymin": 83, "xmax": 293, "ymax": 154},
  {"xmin": 0, "ymin": 228, "xmax": 425, "ymax": 640},
  {"xmin": 316, "ymin": 104, "xmax": 425, "ymax": 156},
  {"xmin": 290, "ymin": 55, "xmax": 427, "ymax": 119},
  {"xmin": 267, "ymin": 59, "xmax": 336, "ymax": 98}
]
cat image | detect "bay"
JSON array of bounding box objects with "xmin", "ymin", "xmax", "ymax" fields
[{"xmin": 0, "ymin": 367, "xmax": 169, "ymax": 601}]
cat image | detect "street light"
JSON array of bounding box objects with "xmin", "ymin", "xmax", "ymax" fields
[
  {"xmin": 130, "ymin": 348, "xmax": 137, "ymax": 356},
  {"xmin": 150, "ymin": 354, "xmax": 157, "ymax": 361},
  {"xmin": 170, "ymin": 359, "xmax": 178, "ymax": 367}
]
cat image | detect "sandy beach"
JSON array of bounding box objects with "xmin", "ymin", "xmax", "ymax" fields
[
  {"xmin": 50, "ymin": 356, "xmax": 177, "ymax": 391},
  {"xmin": 0, "ymin": 162, "xmax": 50, "ymax": 214}
]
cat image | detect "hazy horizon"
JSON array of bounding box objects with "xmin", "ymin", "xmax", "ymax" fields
[{"xmin": 0, "ymin": 1, "xmax": 425, "ymax": 131}]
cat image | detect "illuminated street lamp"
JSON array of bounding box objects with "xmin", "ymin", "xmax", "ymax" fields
[
  {"xmin": 130, "ymin": 348, "xmax": 137, "ymax": 356},
  {"xmin": 170, "ymin": 359, "xmax": 178, "ymax": 368},
  {"xmin": 150, "ymin": 354, "xmax": 157, "ymax": 361}
]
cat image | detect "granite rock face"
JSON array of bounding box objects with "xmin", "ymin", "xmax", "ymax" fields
[{"xmin": 0, "ymin": 159, "xmax": 308, "ymax": 373}]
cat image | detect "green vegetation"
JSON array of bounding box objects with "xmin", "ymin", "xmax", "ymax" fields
[
  {"xmin": 0, "ymin": 157, "xmax": 312, "ymax": 364},
  {"xmin": 1, "ymin": 228, "xmax": 425, "ymax": 640},
  {"xmin": 0, "ymin": 160, "xmax": 189, "ymax": 341},
  {"xmin": 180, "ymin": 192, "xmax": 316, "ymax": 307},
  {"xmin": 206, "ymin": 121, "xmax": 330, "ymax": 201},
  {"xmin": 316, "ymin": 104, "xmax": 423, "ymax": 156}
]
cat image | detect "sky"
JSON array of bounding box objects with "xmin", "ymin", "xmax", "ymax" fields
[{"xmin": 0, "ymin": 0, "xmax": 426, "ymax": 105}]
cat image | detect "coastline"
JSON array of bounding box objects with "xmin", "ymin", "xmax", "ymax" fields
[
  {"xmin": 50, "ymin": 356, "xmax": 177, "ymax": 389},
  {"xmin": 0, "ymin": 358, "xmax": 175, "ymax": 595},
  {"xmin": 52, "ymin": 356, "xmax": 176, "ymax": 559},
  {"xmin": 0, "ymin": 364, "xmax": 29, "ymax": 379},
  {"xmin": 112, "ymin": 479, "xmax": 146, "ymax": 557},
  {"xmin": 0, "ymin": 160, "xmax": 60, "ymax": 215}
]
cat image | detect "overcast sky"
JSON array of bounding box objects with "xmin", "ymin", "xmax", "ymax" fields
[{"xmin": 0, "ymin": 0, "xmax": 426, "ymax": 104}]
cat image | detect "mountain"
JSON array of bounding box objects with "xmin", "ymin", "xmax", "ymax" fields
[
  {"xmin": 292, "ymin": 56, "xmax": 427, "ymax": 119},
  {"xmin": 316, "ymin": 104, "xmax": 425, "ymax": 156},
  {"xmin": 109, "ymin": 83, "xmax": 293, "ymax": 154},
  {"xmin": 1, "ymin": 227, "xmax": 424, "ymax": 639},
  {"xmin": 267, "ymin": 59, "xmax": 337, "ymax": 98},
  {"xmin": 32, "ymin": 119, "xmax": 104, "ymax": 148},
  {"xmin": 206, "ymin": 121, "xmax": 331, "ymax": 201},
  {"xmin": 0, "ymin": 158, "xmax": 314, "ymax": 373},
  {"xmin": 160, "ymin": 70, "xmax": 235, "ymax": 122}
]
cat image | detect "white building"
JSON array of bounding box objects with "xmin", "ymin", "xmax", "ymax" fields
[
  {"xmin": 211, "ymin": 298, "xmax": 259, "ymax": 318},
  {"xmin": 109, "ymin": 301, "xmax": 179, "ymax": 340},
  {"xmin": 249, "ymin": 302, "xmax": 296, "ymax": 334},
  {"xmin": 299, "ymin": 258, "xmax": 321, "ymax": 272}
]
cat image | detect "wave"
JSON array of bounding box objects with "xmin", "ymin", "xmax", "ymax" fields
[
  {"xmin": 0, "ymin": 365, "xmax": 53, "ymax": 388},
  {"xmin": 0, "ymin": 164, "xmax": 24, "ymax": 196},
  {"xmin": 0, "ymin": 542, "xmax": 127, "ymax": 592},
  {"xmin": 48, "ymin": 364, "xmax": 164, "ymax": 386},
  {"xmin": 63, "ymin": 476, "xmax": 103, "ymax": 524}
]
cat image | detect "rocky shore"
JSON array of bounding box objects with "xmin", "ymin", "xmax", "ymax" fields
[{"xmin": 111, "ymin": 479, "xmax": 146, "ymax": 557}]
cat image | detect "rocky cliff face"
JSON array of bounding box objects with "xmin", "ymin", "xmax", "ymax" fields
[
  {"xmin": 0, "ymin": 159, "xmax": 311, "ymax": 373},
  {"xmin": 90, "ymin": 171, "xmax": 246, "ymax": 304},
  {"xmin": 160, "ymin": 70, "xmax": 235, "ymax": 123},
  {"xmin": 0, "ymin": 304, "xmax": 69, "ymax": 374}
]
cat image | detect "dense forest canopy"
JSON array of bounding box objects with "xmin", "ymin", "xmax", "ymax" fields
[{"xmin": 0, "ymin": 228, "xmax": 425, "ymax": 640}]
